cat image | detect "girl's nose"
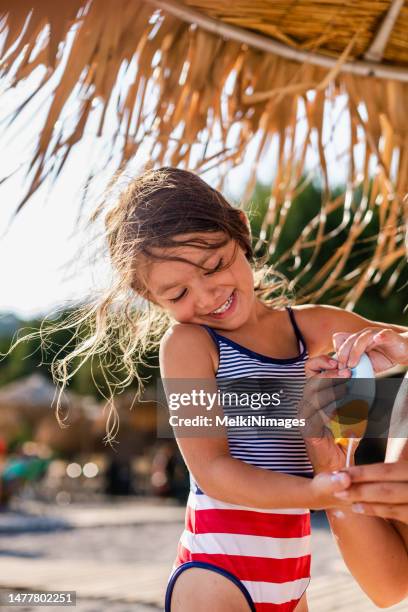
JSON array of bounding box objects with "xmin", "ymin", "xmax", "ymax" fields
[
  {"xmin": 195, "ymin": 285, "xmax": 221, "ymax": 314},
  {"xmin": 196, "ymin": 293, "xmax": 215, "ymax": 313}
]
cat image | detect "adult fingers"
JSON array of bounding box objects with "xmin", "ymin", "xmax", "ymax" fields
[
  {"xmin": 334, "ymin": 481, "xmax": 408, "ymax": 505},
  {"xmin": 368, "ymin": 329, "xmax": 405, "ymax": 366},
  {"xmin": 372, "ymin": 328, "xmax": 400, "ymax": 347},
  {"xmin": 344, "ymin": 329, "xmax": 378, "ymax": 368},
  {"xmin": 351, "ymin": 502, "xmax": 408, "ymax": 523},
  {"xmin": 346, "ymin": 462, "xmax": 408, "ymax": 483},
  {"xmin": 332, "ymin": 332, "xmax": 349, "ymax": 353},
  {"xmin": 334, "ymin": 328, "xmax": 377, "ymax": 368},
  {"xmin": 333, "ymin": 331, "xmax": 356, "ymax": 368}
]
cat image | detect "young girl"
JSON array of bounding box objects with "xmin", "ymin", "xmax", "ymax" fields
[{"xmin": 31, "ymin": 167, "xmax": 408, "ymax": 611}]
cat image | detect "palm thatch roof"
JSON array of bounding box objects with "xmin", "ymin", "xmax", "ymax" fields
[{"xmin": 1, "ymin": 0, "xmax": 407, "ymax": 307}]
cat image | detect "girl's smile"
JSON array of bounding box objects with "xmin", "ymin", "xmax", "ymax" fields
[{"xmin": 208, "ymin": 289, "xmax": 237, "ymax": 319}]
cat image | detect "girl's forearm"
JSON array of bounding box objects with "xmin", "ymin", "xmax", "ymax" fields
[
  {"xmin": 200, "ymin": 454, "xmax": 320, "ymax": 509},
  {"xmin": 326, "ymin": 508, "xmax": 408, "ymax": 607}
]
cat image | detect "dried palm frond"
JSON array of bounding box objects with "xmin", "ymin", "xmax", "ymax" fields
[{"xmin": 0, "ymin": 0, "xmax": 407, "ymax": 307}]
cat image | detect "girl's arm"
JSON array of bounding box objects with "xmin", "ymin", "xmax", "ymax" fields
[{"xmin": 159, "ymin": 323, "xmax": 347, "ymax": 510}]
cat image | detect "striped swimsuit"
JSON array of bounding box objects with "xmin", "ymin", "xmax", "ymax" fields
[{"xmin": 165, "ymin": 307, "xmax": 313, "ymax": 611}]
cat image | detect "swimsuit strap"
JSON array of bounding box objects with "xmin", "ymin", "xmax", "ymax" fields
[
  {"xmin": 286, "ymin": 306, "xmax": 307, "ymax": 353},
  {"xmin": 201, "ymin": 325, "xmax": 221, "ymax": 361},
  {"xmin": 202, "ymin": 324, "xmax": 220, "ymax": 345}
]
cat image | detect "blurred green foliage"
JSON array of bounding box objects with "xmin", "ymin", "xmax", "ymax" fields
[{"xmin": 0, "ymin": 180, "xmax": 406, "ymax": 396}]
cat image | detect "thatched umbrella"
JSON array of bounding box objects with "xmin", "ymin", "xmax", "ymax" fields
[
  {"xmin": 1, "ymin": 1, "xmax": 407, "ymax": 306},
  {"xmin": 0, "ymin": 374, "xmax": 97, "ymax": 453},
  {"xmin": 0, "ymin": 373, "xmax": 70, "ymax": 425}
]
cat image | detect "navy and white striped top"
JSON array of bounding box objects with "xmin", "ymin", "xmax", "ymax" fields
[{"xmin": 201, "ymin": 307, "xmax": 314, "ymax": 478}]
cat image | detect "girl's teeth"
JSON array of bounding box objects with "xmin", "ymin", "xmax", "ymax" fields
[{"xmin": 212, "ymin": 294, "xmax": 233, "ymax": 314}]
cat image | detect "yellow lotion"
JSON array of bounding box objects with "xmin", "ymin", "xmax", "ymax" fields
[{"xmin": 330, "ymin": 399, "xmax": 370, "ymax": 446}]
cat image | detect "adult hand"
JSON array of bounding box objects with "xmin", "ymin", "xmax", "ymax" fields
[
  {"xmin": 333, "ymin": 328, "xmax": 408, "ymax": 373},
  {"xmin": 333, "ymin": 462, "xmax": 408, "ymax": 523},
  {"xmin": 300, "ymin": 355, "xmax": 355, "ymax": 473}
]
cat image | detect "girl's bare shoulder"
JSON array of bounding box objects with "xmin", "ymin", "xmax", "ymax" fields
[{"xmin": 159, "ymin": 323, "xmax": 218, "ymax": 376}]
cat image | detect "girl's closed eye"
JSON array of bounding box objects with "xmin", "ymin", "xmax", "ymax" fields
[
  {"xmin": 168, "ymin": 258, "xmax": 223, "ymax": 302},
  {"xmin": 205, "ymin": 257, "xmax": 223, "ymax": 275},
  {"xmin": 169, "ymin": 288, "xmax": 187, "ymax": 303}
]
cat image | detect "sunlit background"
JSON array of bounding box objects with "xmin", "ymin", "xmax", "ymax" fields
[{"xmin": 0, "ymin": 6, "xmax": 407, "ymax": 610}]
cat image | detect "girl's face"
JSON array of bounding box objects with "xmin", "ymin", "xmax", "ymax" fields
[{"xmin": 143, "ymin": 232, "xmax": 256, "ymax": 329}]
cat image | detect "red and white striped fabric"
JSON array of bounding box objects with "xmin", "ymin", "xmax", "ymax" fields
[{"xmin": 172, "ymin": 489, "xmax": 311, "ymax": 611}]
